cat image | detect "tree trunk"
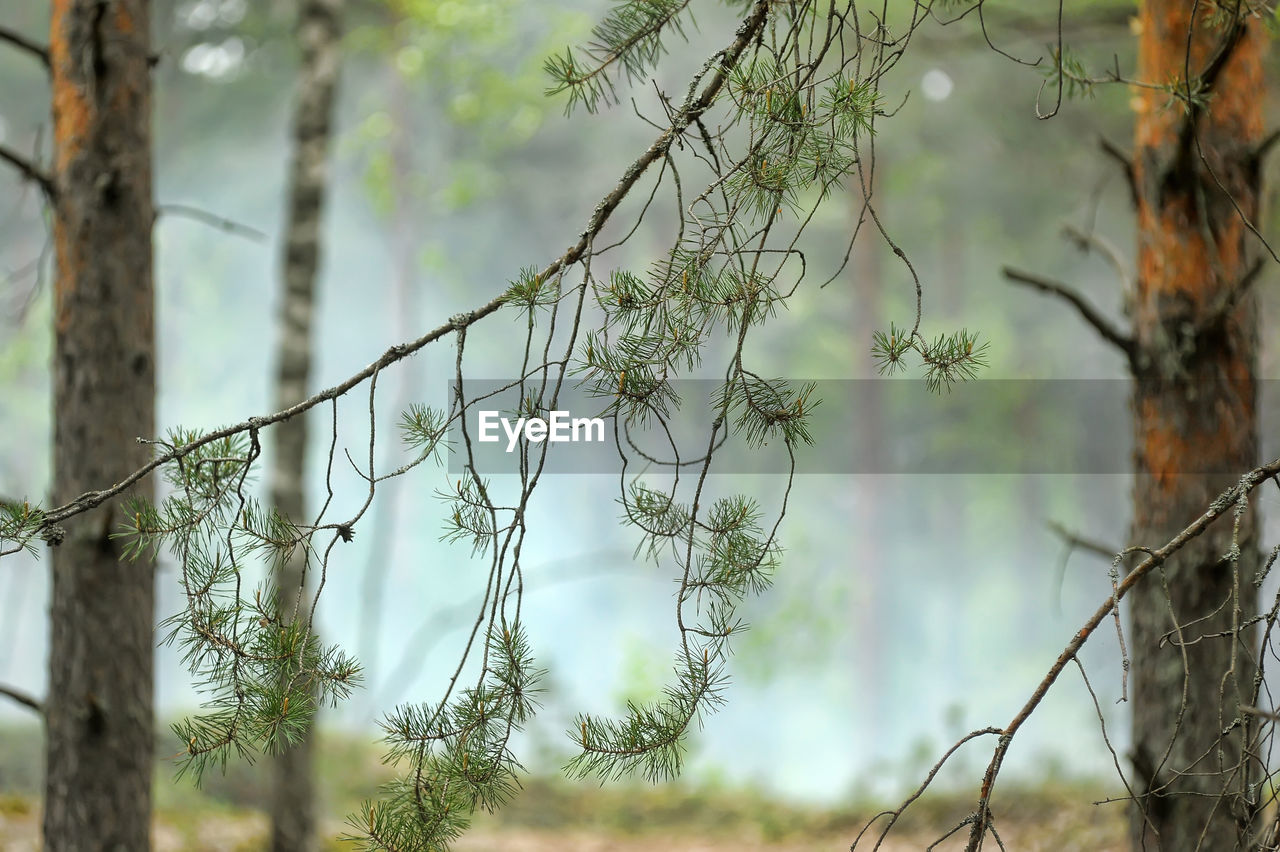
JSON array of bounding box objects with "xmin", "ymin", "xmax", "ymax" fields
[
  {"xmin": 268, "ymin": 0, "xmax": 343, "ymax": 849},
  {"xmin": 1128, "ymin": 5, "xmax": 1265, "ymax": 849},
  {"xmin": 44, "ymin": 1, "xmax": 156, "ymax": 849}
]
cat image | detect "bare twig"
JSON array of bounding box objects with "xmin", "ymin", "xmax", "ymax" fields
[
  {"xmin": 1098, "ymin": 136, "xmax": 1137, "ymax": 208},
  {"xmin": 1061, "ymin": 224, "xmax": 1130, "ymax": 291},
  {"xmin": 0, "ymin": 145, "xmax": 55, "ymax": 199},
  {"xmin": 1003, "ymin": 266, "xmax": 1135, "ymax": 359},
  {"xmin": 1254, "ymin": 128, "xmax": 1280, "ymax": 163},
  {"xmin": 964, "ymin": 461, "xmax": 1280, "ymax": 851},
  {"xmin": 1240, "ymin": 705, "xmax": 1280, "ymax": 724},
  {"xmin": 1199, "ymin": 257, "xmax": 1267, "ymax": 335},
  {"xmin": 0, "ymin": 683, "xmax": 42, "ymax": 716},
  {"xmin": 0, "ymin": 25, "xmax": 50, "ymax": 71},
  {"xmin": 850, "ymin": 727, "xmax": 1003, "ymax": 850},
  {"xmin": 1047, "ymin": 520, "xmax": 1120, "ymax": 561},
  {"xmin": 157, "ymin": 203, "xmax": 268, "ymax": 243}
]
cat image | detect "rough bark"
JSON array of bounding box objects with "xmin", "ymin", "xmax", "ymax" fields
[
  {"xmin": 1127, "ymin": 5, "xmax": 1265, "ymax": 849},
  {"xmin": 268, "ymin": 0, "xmax": 343, "ymax": 849},
  {"xmin": 43, "ymin": 0, "xmax": 156, "ymax": 849}
]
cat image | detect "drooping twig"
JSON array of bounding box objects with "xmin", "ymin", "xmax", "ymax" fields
[{"xmin": 1003, "ymin": 266, "xmax": 1135, "ymax": 359}]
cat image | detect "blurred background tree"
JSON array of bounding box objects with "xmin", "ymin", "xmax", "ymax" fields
[{"xmin": 0, "ymin": 0, "xmax": 1278, "ymax": 850}]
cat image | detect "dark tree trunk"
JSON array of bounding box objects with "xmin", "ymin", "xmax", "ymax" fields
[
  {"xmin": 269, "ymin": 0, "xmax": 343, "ymax": 848},
  {"xmin": 1127, "ymin": 4, "xmax": 1265, "ymax": 849},
  {"xmin": 44, "ymin": 0, "xmax": 156, "ymax": 849}
]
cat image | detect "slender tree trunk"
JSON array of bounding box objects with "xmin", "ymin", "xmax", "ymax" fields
[
  {"xmin": 269, "ymin": 0, "xmax": 343, "ymax": 848},
  {"xmin": 1127, "ymin": 5, "xmax": 1265, "ymax": 849},
  {"xmin": 44, "ymin": 1, "xmax": 156, "ymax": 849}
]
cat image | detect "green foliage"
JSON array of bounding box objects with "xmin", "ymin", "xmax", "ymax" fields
[
  {"xmin": 544, "ymin": 0, "xmax": 694, "ymax": 114},
  {"xmin": 872, "ymin": 323, "xmax": 989, "ymax": 393},
  {"xmin": 0, "ymin": 497, "xmax": 45, "ymax": 557},
  {"xmin": 398, "ymin": 403, "xmax": 450, "ymax": 457},
  {"xmin": 502, "ymin": 266, "xmax": 562, "ymax": 317},
  {"xmin": 714, "ymin": 377, "xmax": 819, "ymax": 448},
  {"xmin": 437, "ymin": 476, "xmax": 496, "ymax": 556},
  {"xmin": 346, "ymin": 0, "xmax": 560, "ymax": 223},
  {"xmin": 1044, "ymin": 46, "xmax": 1097, "ymax": 101},
  {"xmin": 350, "ymin": 623, "xmax": 544, "ymax": 850},
  {"xmin": 1, "ymin": 2, "xmax": 1002, "ymax": 850},
  {"xmin": 114, "ymin": 429, "xmax": 362, "ymax": 782}
]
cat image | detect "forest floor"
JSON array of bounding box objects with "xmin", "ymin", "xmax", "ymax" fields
[
  {"xmin": 0, "ymin": 724, "xmax": 1127, "ymax": 850},
  {"xmin": 0, "ymin": 781, "xmax": 1128, "ymax": 851}
]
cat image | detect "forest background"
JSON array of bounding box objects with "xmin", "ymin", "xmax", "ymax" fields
[{"xmin": 2, "ymin": 0, "xmax": 1279, "ymax": 844}]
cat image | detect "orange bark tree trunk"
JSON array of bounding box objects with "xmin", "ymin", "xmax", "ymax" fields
[
  {"xmin": 1128, "ymin": 4, "xmax": 1266, "ymax": 848},
  {"xmin": 44, "ymin": 0, "xmax": 156, "ymax": 848}
]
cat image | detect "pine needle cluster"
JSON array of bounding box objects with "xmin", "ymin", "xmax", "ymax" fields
[{"xmin": 118, "ymin": 429, "xmax": 361, "ymax": 780}]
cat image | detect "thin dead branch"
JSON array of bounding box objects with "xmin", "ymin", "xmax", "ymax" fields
[{"xmin": 1002, "ymin": 266, "xmax": 1135, "ymax": 360}]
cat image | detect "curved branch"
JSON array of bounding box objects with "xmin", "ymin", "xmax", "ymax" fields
[
  {"xmin": 0, "ymin": 25, "xmax": 50, "ymax": 71},
  {"xmin": 1061, "ymin": 223, "xmax": 1131, "ymax": 291},
  {"xmin": 1002, "ymin": 266, "xmax": 1135, "ymax": 360},
  {"xmin": 964, "ymin": 459, "xmax": 1280, "ymax": 851},
  {"xmin": 20, "ymin": 0, "xmax": 774, "ymax": 543},
  {"xmin": 0, "ymin": 145, "xmax": 55, "ymax": 200},
  {"xmin": 1254, "ymin": 128, "xmax": 1280, "ymax": 164}
]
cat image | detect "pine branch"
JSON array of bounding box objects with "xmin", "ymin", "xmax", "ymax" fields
[
  {"xmin": 0, "ymin": 25, "xmax": 50, "ymax": 71},
  {"xmin": 0, "ymin": 145, "xmax": 55, "ymax": 199},
  {"xmin": 0, "ymin": 683, "xmax": 42, "ymax": 716},
  {"xmin": 24, "ymin": 0, "xmax": 775, "ymax": 549},
  {"xmin": 1002, "ymin": 266, "xmax": 1135, "ymax": 360},
  {"xmin": 545, "ymin": 0, "xmax": 695, "ymax": 113}
]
